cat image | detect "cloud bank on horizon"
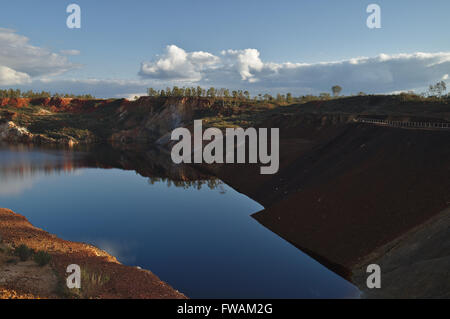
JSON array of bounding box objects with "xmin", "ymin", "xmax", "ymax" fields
[
  {"xmin": 140, "ymin": 45, "xmax": 450, "ymax": 94},
  {"xmin": 0, "ymin": 28, "xmax": 449, "ymax": 98}
]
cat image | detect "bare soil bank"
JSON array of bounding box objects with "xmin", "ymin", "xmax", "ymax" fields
[
  {"xmin": 253, "ymin": 124, "xmax": 450, "ymax": 269},
  {"xmin": 352, "ymin": 206, "xmax": 450, "ymax": 298},
  {"xmin": 0, "ymin": 208, "xmax": 186, "ymax": 299},
  {"xmin": 201, "ymin": 119, "xmax": 450, "ymax": 297}
]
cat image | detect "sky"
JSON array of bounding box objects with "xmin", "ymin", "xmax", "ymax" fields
[{"xmin": 0, "ymin": 0, "xmax": 449, "ymax": 98}]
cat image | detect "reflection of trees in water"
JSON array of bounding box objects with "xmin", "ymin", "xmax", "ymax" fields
[
  {"xmin": 147, "ymin": 177, "xmax": 226, "ymax": 193},
  {"xmin": 0, "ymin": 144, "xmax": 227, "ymax": 193}
]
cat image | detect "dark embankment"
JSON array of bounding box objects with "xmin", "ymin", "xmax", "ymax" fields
[
  {"xmin": 252, "ymin": 124, "xmax": 450, "ymax": 271},
  {"xmin": 198, "ymin": 107, "xmax": 450, "ymax": 297}
]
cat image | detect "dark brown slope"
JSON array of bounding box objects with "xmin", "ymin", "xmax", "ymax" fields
[{"xmin": 252, "ymin": 123, "xmax": 450, "ymax": 276}]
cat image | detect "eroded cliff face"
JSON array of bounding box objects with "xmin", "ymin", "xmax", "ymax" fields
[
  {"xmin": 0, "ymin": 97, "xmax": 218, "ymax": 145},
  {"xmin": 110, "ymin": 97, "xmax": 216, "ymax": 144},
  {"xmin": 0, "ymin": 121, "xmax": 32, "ymax": 142},
  {"xmin": 0, "ymin": 97, "xmax": 109, "ymax": 112},
  {"xmin": 0, "ymin": 120, "xmax": 79, "ymax": 146}
]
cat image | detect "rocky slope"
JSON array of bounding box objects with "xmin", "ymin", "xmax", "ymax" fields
[{"xmin": 0, "ymin": 96, "xmax": 223, "ymax": 146}]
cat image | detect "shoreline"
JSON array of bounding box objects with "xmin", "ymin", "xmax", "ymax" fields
[{"xmin": 0, "ymin": 208, "xmax": 186, "ymax": 299}]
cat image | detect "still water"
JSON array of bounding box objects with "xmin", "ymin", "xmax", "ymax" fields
[{"xmin": 0, "ymin": 144, "xmax": 359, "ymax": 298}]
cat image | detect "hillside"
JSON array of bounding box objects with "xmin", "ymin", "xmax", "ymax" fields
[{"xmin": 1, "ymin": 95, "xmax": 449, "ymax": 146}]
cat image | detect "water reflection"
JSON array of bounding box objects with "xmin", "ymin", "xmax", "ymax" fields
[
  {"xmin": 0, "ymin": 143, "xmax": 224, "ymax": 193},
  {"xmin": 0, "ymin": 143, "xmax": 359, "ymax": 298}
]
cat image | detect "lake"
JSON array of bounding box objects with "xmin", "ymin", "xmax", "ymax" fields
[{"xmin": 0, "ymin": 143, "xmax": 359, "ymax": 298}]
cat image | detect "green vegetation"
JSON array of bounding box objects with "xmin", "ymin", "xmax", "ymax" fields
[
  {"xmin": 14, "ymin": 244, "xmax": 34, "ymax": 261},
  {"xmin": 8, "ymin": 244, "xmax": 52, "ymax": 266},
  {"xmin": 81, "ymin": 268, "xmax": 110, "ymax": 293},
  {"xmin": 147, "ymin": 86, "xmax": 338, "ymax": 105},
  {"xmin": 1, "ymin": 83, "xmax": 449, "ymax": 145},
  {"xmin": 57, "ymin": 267, "xmax": 110, "ymax": 299},
  {"xmin": 33, "ymin": 250, "xmax": 52, "ymax": 267},
  {"xmin": 6, "ymin": 258, "xmax": 18, "ymax": 265},
  {"xmin": 0, "ymin": 88, "xmax": 94, "ymax": 99},
  {"xmin": 0, "ymin": 101, "xmax": 119, "ymax": 142},
  {"xmin": 332, "ymin": 85, "xmax": 343, "ymax": 97},
  {"xmin": 146, "ymin": 84, "xmax": 449, "ymax": 105},
  {"xmin": 428, "ymin": 81, "xmax": 447, "ymax": 97}
]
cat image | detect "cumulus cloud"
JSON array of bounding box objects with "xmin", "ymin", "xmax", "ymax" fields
[
  {"xmin": 140, "ymin": 46, "xmax": 450, "ymax": 94},
  {"xmin": 0, "ymin": 65, "xmax": 31, "ymax": 85},
  {"xmin": 221, "ymin": 49, "xmax": 264, "ymax": 81},
  {"xmin": 0, "ymin": 28, "xmax": 79, "ymax": 79},
  {"xmin": 139, "ymin": 45, "xmax": 220, "ymax": 81}
]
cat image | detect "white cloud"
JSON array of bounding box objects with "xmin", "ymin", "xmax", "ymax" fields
[
  {"xmin": 140, "ymin": 46, "xmax": 450, "ymax": 94},
  {"xmin": 121, "ymin": 93, "xmax": 147, "ymax": 100},
  {"xmin": 0, "ymin": 65, "xmax": 31, "ymax": 85},
  {"xmin": 139, "ymin": 45, "xmax": 220, "ymax": 81},
  {"xmin": 3, "ymin": 28, "xmax": 449, "ymax": 97},
  {"xmin": 60, "ymin": 49, "xmax": 81, "ymax": 56},
  {"xmin": 222, "ymin": 49, "xmax": 264, "ymax": 81},
  {"xmin": 0, "ymin": 28, "xmax": 79, "ymax": 79}
]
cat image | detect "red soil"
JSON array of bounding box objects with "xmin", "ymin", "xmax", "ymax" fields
[
  {"xmin": 0, "ymin": 208, "xmax": 186, "ymax": 299},
  {"xmin": 251, "ymin": 124, "xmax": 450, "ymax": 276}
]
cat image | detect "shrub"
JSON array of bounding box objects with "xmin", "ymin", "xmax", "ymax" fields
[
  {"xmin": 14, "ymin": 244, "xmax": 34, "ymax": 261},
  {"xmin": 33, "ymin": 251, "xmax": 52, "ymax": 267}
]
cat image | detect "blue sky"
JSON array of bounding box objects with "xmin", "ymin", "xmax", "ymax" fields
[{"xmin": 0, "ymin": 0, "xmax": 449, "ymax": 97}]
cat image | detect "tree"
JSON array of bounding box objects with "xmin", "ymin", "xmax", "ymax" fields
[
  {"xmin": 429, "ymin": 81, "xmax": 447, "ymax": 97},
  {"xmin": 207, "ymin": 87, "xmax": 216, "ymax": 98},
  {"xmin": 332, "ymin": 85, "xmax": 342, "ymax": 97},
  {"xmin": 148, "ymin": 88, "xmax": 158, "ymax": 97},
  {"xmin": 263, "ymin": 94, "xmax": 273, "ymax": 102},
  {"xmin": 286, "ymin": 93, "xmax": 293, "ymax": 103},
  {"xmin": 276, "ymin": 93, "xmax": 283, "ymax": 103},
  {"xmin": 320, "ymin": 93, "xmax": 331, "ymax": 100}
]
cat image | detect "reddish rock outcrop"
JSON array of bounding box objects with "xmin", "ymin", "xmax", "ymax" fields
[{"xmin": 0, "ymin": 98, "xmax": 30, "ymax": 108}]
